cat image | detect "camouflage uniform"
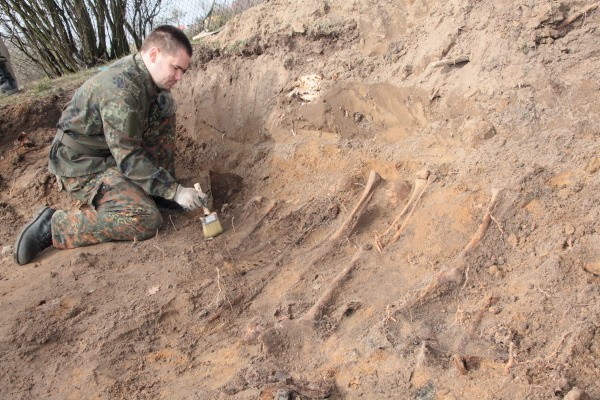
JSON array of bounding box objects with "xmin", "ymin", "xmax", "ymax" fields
[{"xmin": 48, "ymin": 54, "xmax": 179, "ymax": 249}]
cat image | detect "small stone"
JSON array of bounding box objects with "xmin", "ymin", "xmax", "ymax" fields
[
  {"xmin": 488, "ymin": 265, "xmax": 502, "ymax": 277},
  {"xmin": 275, "ymin": 388, "xmax": 293, "ymax": 400},
  {"xmin": 273, "ymin": 370, "xmax": 292, "ymax": 384},
  {"xmin": 564, "ymin": 223, "xmax": 575, "ymax": 235},
  {"xmin": 1, "ymin": 245, "xmax": 11, "ymax": 256},
  {"xmin": 563, "ymin": 387, "xmax": 590, "ymax": 400},
  {"xmin": 461, "ymin": 118, "xmax": 496, "ymax": 147},
  {"xmin": 585, "ymin": 157, "xmax": 600, "ymax": 174},
  {"xmin": 583, "ymin": 261, "xmax": 600, "ymax": 276},
  {"xmin": 353, "ymin": 112, "xmax": 364, "ymax": 123},
  {"xmin": 489, "ymin": 305, "xmax": 502, "ymax": 314},
  {"xmin": 416, "ymin": 169, "xmax": 430, "ymax": 180},
  {"xmin": 507, "ymin": 233, "xmax": 518, "ymax": 248},
  {"xmin": 291, "ymin": 21, "xmax": 306, "ymax": 34}
]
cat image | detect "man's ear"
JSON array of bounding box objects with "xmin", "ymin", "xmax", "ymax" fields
[{"xmin": 148, "ymin": 47, "xmax": 160, "ymax": 63}]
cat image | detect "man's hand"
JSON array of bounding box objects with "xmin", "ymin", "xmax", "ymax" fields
[{"xmin": 173, "ymin": 185, "xmax": 208, "ymax": 211}]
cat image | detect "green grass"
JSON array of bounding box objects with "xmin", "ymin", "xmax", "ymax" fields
[{"xmin": 0, "ymin": 67, "xmax": 99, "ymax": 107}]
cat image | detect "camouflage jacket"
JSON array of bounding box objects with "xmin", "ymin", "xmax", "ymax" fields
[{"xmin": 48, "ymin": 54, "xmax": 179, "ymax": 200}]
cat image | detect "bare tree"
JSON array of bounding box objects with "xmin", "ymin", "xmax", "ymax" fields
[{"xmin": 0, "ymin": 0, "xmax": 164, "ymax": 77}]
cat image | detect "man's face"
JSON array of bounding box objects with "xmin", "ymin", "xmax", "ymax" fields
[{"xmin": 147, "ymin": 46, "xmax": 191, "ymax": 90}]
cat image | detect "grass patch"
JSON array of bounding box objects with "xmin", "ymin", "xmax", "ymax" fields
[{"xmin": 0, "ymin": 67, "xmax": 99, "ymax": 107}]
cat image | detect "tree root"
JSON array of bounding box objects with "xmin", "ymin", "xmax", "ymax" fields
[
  {"xmin": 505, "ymin": 341, "xmax": 516, "ymax": 375},
  {"xmin": 377, "ymin": 170, "xmax": 436, "ymax": 250},
  {"xmin": 392, "ymin": 188, "xmax": 505, "ymax": 315},
  {"xmin": 298, "ymin": 248, "xmax": 364, "ymax": 324}
]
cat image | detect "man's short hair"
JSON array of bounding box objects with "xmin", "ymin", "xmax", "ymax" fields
[{"xmin": 141, "ymin": 25, "xmax": 193, "ymax": 57}]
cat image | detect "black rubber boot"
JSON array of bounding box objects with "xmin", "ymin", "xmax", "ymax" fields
[
  {"xmin": 0, "ymin": 60, "xmax": 17, "ymax": 95},
  {"xmin": 13, "ymin": 207, "xmax": 56, "ymax": 265}
]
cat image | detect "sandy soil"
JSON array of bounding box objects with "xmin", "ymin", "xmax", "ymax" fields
[{"xmin": 0, "ymin": 0, "xmax": 599, "ymax": 399}]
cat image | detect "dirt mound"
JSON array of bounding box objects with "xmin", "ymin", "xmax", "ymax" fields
[{"xmin": 1, "ymin": 0, "xmax": 599, "ymax": 399}]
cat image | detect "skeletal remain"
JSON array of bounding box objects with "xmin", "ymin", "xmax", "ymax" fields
[
  {"xmin": 389, "ymin": 174, "xmax": 436, "ymax": 245},
  {"xmin": 452, "ymin": 295, "xmax": 498, "ymax": 374},
  {"xmin": 558, "ymin": 4, "xmax": 598, "ymax": 30},
  {"xmin": 329, "ymin": 170, "xmax": 382, "ymax": 242},
  {"xmin": 458, "ymin": 188, "xmax": 500, "ymax": 258},
  {"xmin": 273, "ymin": 171, "xmax": 382, "ymax": 326},
  {"xmin": 231, "ymin": 199, "xmax": 278, "ymax": 255},
  {"xmin": 298, "ymin": 248, "xmax": 364, "ymax": 324},
  {"xmin": 295, "ymin": 170, "xmax": 381, "ymax": 276},
  {"xmin": 394, "ymin": 266, "xmax": 463, "ymax": 313},
  {"xmin": 231, "ymin": 171, "xmax": 381, "ymax": 319},
  {"xmin": 393, "ymin": 188, "xmax": 505, "ymax": 314},
  {"xmin": 430, "ymin": 55, "xmax": 470, "ymax": 68},
  {"xmin": 378, "ymin": 170, "xmax": 435, "ymax": 249}
]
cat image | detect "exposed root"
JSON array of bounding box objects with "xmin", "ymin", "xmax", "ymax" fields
[
  {"xmin": 298, "ymin": 248, "xmax": 364, "ymax": 324},
  {"xmin": 378, "ymin": 170, "xmax": 435, "ymax": 250},
  {"xmin": 209, "ymin": 266, "xmax": 233, "ymax": 311},
  {"xmin": 152, "ymin": 243, "xmax": 166, "ymax": 259},
  {"xmin": 505, "ymin": 341, "xmax": 516, "ymax": 375}
]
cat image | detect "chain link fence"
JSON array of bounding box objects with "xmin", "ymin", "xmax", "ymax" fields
[
  {"xmin": 164, "ymin": 0, "xmax": 264, "ymax": 37},
  {"xmin": 3, "ymin": 0, "xmax": 264, "ymax": 87}
]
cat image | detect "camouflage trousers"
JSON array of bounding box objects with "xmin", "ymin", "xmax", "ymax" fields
[{"xmin": 51, "ymin": 116, "xmax": 176, "ymax": 250}]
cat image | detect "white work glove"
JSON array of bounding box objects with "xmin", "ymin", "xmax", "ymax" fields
[{"xmin": 173, "ymin": 184, "xmax": 208, "ymax": 211}]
